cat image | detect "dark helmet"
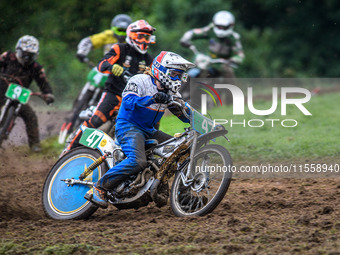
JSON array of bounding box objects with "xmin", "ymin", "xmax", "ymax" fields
[
  {"xmin": 15, "ymin": 35, "xmax": 39, "ymax": 66},
  {"xmin": 111, "ymin": 14, "xmax": 132, "ymax": 43}
]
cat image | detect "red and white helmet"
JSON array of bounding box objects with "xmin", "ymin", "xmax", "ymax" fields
[
  {"xmin": 152, "ymin": 51, "xmax": 195, "ymax": 93},
  {"xmin": 126, "ymin": 20, "xmax": 156, "ymax": 54},
  {"xmin": 213, "ymin": 11, "xmax": 235, "ymax": 38}
]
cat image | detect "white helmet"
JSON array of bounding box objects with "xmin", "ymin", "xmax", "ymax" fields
[
  {"xmin": 15, "ymin": 35, "xmax": 39, "ymax": 66},
  {"xmin": 212, "ymin": 11, "xmax": 235, "ymax": 38},
  {"xmin": 152, "ymin": 51, "xmax": 195, "ymax": 93}
]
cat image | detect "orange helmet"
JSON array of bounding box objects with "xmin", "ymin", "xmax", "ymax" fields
[{"xmin": 126, "ymin": 20, "xmax": 156, "ymax": 54}]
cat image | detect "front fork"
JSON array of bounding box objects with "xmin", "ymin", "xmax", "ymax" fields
[
  {"xmin": 79, "ymin": 152, "xmax": 110, "ymax": 180},
  {"xmin": 180, "ymin": 132, "xmax": 198, "ymax": 187},
  {"xmin": 88, "ymin": 88, "xmax": 102, "ymax": 106},
  {"xmin": 0, "ymin": 99, "xmax": 20, "ymax": 130},
  {"xmin": 61, "ymin": 152, "xmax": 111, "ymax": 186},
  {"xmin": 0, "ymin": 99, "xmax": 11, "ymax": 122}
]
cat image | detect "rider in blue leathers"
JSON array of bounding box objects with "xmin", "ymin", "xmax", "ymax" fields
[{"xmin": 84, "ymin": 51, "xmax": 195, "ymax": 208}]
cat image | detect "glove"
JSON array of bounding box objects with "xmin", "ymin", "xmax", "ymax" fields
[
  {"xmin": 43, "ymin": 93, "xmax": 55, "ymax": 105},
  {"xmin": 76, "ymin": 53, "xmax": 87, "ymax": 63},
  {"xmin": 153, "ymin": 92, "xmax": 171, "ymax": 104},
  {"xmin": 111, "ymin": 64, "xmax": 124, "ymax": 76}
]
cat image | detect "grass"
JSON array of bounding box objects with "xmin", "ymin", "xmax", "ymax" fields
[
  {"xmin": 38, "ymin": 92, "xmax": 339, "ymax": 162},
  {"xmin": 159, "ymin": 92, "xmax": 340, "ymax": 162}
]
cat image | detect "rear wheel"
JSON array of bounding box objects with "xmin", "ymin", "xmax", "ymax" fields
[
  {"xmin": 0, "ymin": 105, "xmax": 16, "ymax": 146},
  {"xmin": 42, "ymin": 147, "xmax": 108, "ymax": 220},
  {"xmin": 170, "ymin": 144, "xmax": 232, "ymax": 216}
]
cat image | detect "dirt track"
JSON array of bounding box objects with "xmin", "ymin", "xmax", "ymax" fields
[
  {"xmin": 0, "ymin": 145, "xmax": 339, "ymax": 254},
  {"xmin": 0, "ymin": 100, "xmax": 339, "ymax": 254}
]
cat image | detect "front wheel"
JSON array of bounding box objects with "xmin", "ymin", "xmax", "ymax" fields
[
  {"xmin": 42, "ymin": 147, "xmax": 108, "ymax": 220},
  {"xmin": 170, "ymin": 144, "xmax": 232, "ymax": 216},
  {"xmin": 0, "ymin": 105, "xmax": 16, "ymax": 146}
]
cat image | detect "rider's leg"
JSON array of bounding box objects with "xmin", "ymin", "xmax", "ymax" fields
[
  {"xmin": 98, "ymin": 126, "xmax": 147, "ymax": 190},
  {"xmin": 19, "ymin": 104, "xmax": 40, "ymax": 150},
  {"xmin": 152, "ymin": 130, "xmax": 172, "ymax": 143}
]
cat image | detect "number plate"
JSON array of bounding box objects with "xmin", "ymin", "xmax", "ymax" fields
[
  {"xmin": 5, "ymin": 83, "xmax": 31, "ymax": 104},
  {"xmin": 79, "ymin": 128, "xmax": 104, "ymax": 149},
  {"xmin": 192, "ymin": 110, "xmax": 214, "ymax": 134},
  {"xmin": 87, "ymin": 68, "xmax": 109, "ymax": 88}
]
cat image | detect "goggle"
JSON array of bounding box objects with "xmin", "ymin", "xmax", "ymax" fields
[
  {"xmin": 166, "ymin": 68, "xmax": 188, "ymax": 82},
  {"xmin": 112, "ymin": 26, "xmax": 127, "ymax": 36},
  {"xmin": 131, "ymin": 32, "xmax": 155, "ymax": 43},
  {"xmin": 21, "ymin": 51, "xmax": 37, "ymax": 62},
  {"xmin": 215, "ymin": 24, "xmax": 232, "ymax": 30}
]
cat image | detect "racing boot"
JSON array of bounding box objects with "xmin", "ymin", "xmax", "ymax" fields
[{"xmin": 84, "ymin": 185, "xmax": 108, "ymax": 209}]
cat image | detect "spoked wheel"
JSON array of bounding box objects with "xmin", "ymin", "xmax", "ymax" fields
[
  {"xmin": 42, "ymin": 147, "xmax": 108, "ymax": 220},
  {"xmin": 170, "ymin": 144, "xmax": 232, "ymax": 216},
  {"xmin": 0, "ymin": 105, "xmax": 16, "ymax": 146}
]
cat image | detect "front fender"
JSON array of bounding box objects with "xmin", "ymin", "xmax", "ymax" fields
[{"xmin": 196, "ymin": 129, "xmax": 228, "ymax": 149}]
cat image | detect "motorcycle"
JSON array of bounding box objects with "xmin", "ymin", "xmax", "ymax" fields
[
  {"xmin": 0, "ymin": 73, "xmax": 45, "ymax": 146},
  {"xmin": 42, "ymin": 98, "xmax": 233, "ymax": 219},
  {"xmin": 58, "ymin": 66, "xmax": 133, "ymax": 145},
  {"xmin": 59, "ymin": 105, "xmax": 117, "ymax": 158},
  {"xmin": 58, "ymin": 61, "xmax": 108, "ymax": 144}
]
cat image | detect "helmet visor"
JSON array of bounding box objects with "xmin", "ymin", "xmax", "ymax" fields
[
  {"xmin": 166, "ymin": 69, "xmax": 188, "ymax": 82},
  {"xmin": 21, "ymin": 51, "xmax": 37, "ymax": 64},
  {"xmin": 215, "ymin": 24, "xmax": 232, "ymax": 30}
]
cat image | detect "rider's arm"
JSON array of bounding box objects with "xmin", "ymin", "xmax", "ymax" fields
[
  {"xmin": 229, "ymin": 32, "xmax": 245, "ymax": 65},
  {"xmin": 77, "ymin": 30, "xmax": 118, "ymax": 58},
  {"xmin": 89, "ymin": 30, "xmax": 117, "ymax": 49},
  {"xmin": 180, "ymin": 24, "xmax": 211, "ymax": 48},
  {"xmin": 123, "ymin": 93, "xmax": 155, "ymax": 110},
  {"xmin": 76, "ymin": 37, "xmax": 93, "ymax": 58},
  {"xmin": 32, "ymin": 63, "xmax": 53, "ymax": 94},
  {"xmin": 97, "ymin": 44, "xmax": 121, "ymax": 74},
  {"xmin": 168, "ymin": 93, "xmax": 190, "ymax": 123},
  {"xmin": 168, "ymin": 104, "xmax": 190, "ymax": 123}
]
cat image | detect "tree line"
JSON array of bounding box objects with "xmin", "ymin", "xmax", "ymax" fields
[{"xmin": 1, "ymin": 0, "xmax": 339, "ymax": 100}]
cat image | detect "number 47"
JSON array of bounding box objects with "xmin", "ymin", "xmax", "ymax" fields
[
  {"xmin": 202, "ymin": 119, "xmax": 213, "ymax": 133},
  {"xmin": 86, "ymin": 130, "xmax": 102, "ymax": 148}
]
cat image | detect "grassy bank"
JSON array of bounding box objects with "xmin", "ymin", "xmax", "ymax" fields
[{"xmin": 159, "ymin": 92, "xmax": 340, "ymax": 162}]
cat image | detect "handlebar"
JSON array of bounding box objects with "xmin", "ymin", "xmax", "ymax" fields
[
  {"xmin": 189, "ymin": 46, "xmax": 238, "ymax": 69},
  {"xmin": 83, "ymin": 58, "xmax": 95, "ymax": 68},
  {"xmin": 31, "ymin": 92, "xmax": 54, "ymax": 105},
  {"xmin": 31, "ymin": 92, "xmax": 43, "ymax": 97},
  {"xmin": 0, "ymin": 73, "xmax": 23, "ymax": 86},
  {"xmin": 168, "ymin": 96, "xmax": 192, "ymax": 121},
  {"xmin": 123, "ymin": 70, "xmax": 133, "ymax": 83}
]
